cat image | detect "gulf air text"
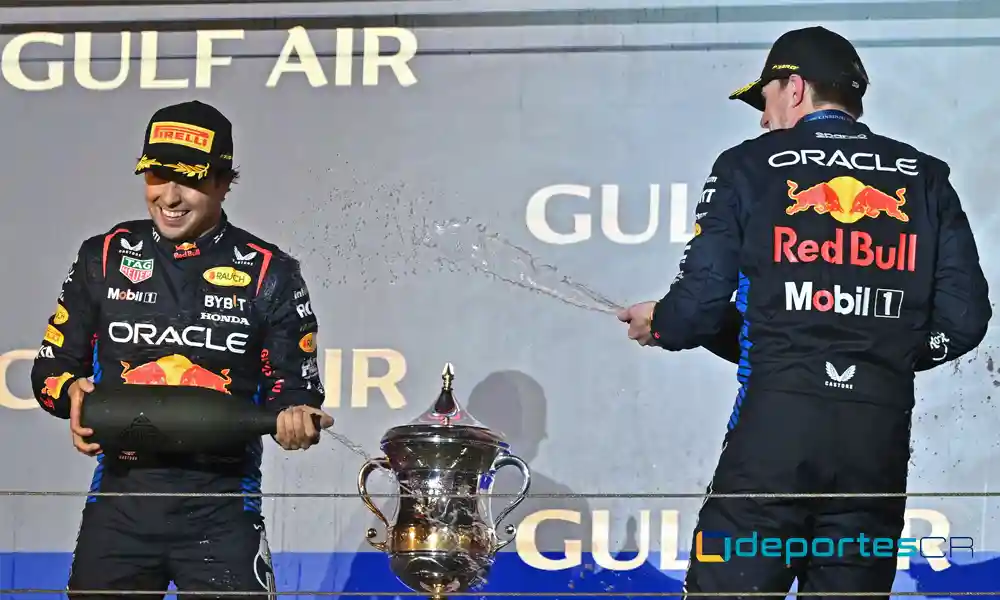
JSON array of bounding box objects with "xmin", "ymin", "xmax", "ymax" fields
[{"xmin": 1, "ymin": 26, "xmax": 418, "ymax": 91}]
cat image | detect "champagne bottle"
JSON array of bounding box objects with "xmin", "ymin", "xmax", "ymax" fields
[{"xmin": 80, "ymin": 385, "xmax": 321, "ymax": 453}]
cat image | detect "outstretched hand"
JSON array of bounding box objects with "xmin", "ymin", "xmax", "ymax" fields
[{"xmin": 618, "ymin": 301, "xmax": 657, "ymax": 346}]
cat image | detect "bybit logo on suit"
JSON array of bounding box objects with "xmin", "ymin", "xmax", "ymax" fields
[{"xmin": 526, "ymin": 184, "xmax": 702, "ymax": 245}]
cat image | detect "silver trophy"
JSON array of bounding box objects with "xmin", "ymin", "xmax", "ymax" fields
[{"xmin": 357, "ymin": 363, "xmax": 532, "ymax": 599}]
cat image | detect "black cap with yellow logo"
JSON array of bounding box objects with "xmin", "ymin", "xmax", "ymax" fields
[
  {"xmin": 729, "ymin": 26, "xmax": 869, "ymax": 112},
  {"xmin": 134, "ymin": 100, "xmax": 234, "ymax": 181}
]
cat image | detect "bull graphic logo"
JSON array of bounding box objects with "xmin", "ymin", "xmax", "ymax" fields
[{"xmin": 786, "ymin": 177, "xmax": 908, "ymax": 224}]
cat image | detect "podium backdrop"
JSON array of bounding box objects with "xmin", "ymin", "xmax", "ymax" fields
[{"xmin": 1, "ymin": 0, "xmax": 999, "ymax": 597}]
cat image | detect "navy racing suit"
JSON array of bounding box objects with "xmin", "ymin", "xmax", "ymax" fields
[
  {"xmin": 31, "ymin": 212, "xmax": 324, "ymax": 598},
  {"xmin": 649, "ymin": 111, "xmax": 991, "ymax": 597}
]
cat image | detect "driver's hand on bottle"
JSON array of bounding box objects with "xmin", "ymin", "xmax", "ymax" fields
[
  {"xmin": 275, "ymin": 405, "xmax": 334, "ymax": 450},
  {"xmin": 68, "ymin": 378, "xmax": 101, "ymax": 456}
]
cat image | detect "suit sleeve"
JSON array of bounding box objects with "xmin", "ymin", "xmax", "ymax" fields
[
  {"xmin": 30, "ymin": 243, "xmax": 99, "ymax": 419},
  {"xmin": 651, "ymin": 153, "xmax": 744, "ymax": 350},
  {"xmin": 914, "ymin": 162, "xmax": 991, "ymax": 371},
  {"xmin": 700, "ymin": 303, "xmax": 743, "ymax": 364},
  {"xmin": 259, "ymin": 257, "xmax": 325, "ymax": 412}
]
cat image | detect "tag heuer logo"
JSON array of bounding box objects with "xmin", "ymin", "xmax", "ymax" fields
[{"xmin": 120, "ymin": 256, "xmax": 154, "ymax": 284}]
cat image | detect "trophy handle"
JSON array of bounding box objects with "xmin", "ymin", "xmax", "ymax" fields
[
  {"xmin": 489, "ymin": 453, "xmax": 532, "ymax": 551},
  {"xmin": 357, "ymin": 456, "xmax": 392, "ymax": 552}
]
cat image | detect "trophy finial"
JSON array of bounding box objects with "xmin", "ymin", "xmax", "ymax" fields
[
  {"xmin": 434, "ymin": 363, "xmax": 458, "ymax": 417},
  {"xmin": 442, "ymin": 362, "xmax": 454, "ymax": 391},
  {"xmin": 406, "ymin": 362, "xmax": 490, "ymax": 428}
]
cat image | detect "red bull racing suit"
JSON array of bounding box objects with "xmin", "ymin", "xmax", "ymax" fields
[
  {"xmin": 649, "ymin": 111, "xmax": 991, "ymax": 597},
  {"xmin": 31, "ymin": 212, "xmax": 324, "ymax": 598}
]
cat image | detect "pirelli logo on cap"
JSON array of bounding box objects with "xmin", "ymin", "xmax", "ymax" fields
[{"xmin": 149, "ymin": 121, "xmax": 215, "ymax": 153}]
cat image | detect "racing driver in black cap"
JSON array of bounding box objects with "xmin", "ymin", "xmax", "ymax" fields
[
  {"xmin": 617, "ymin": 26, "xmax": 991, "ymax": 598},
  {"xmin": 31, "ymin": 100, "xmax": 334, "ymax": 598}
]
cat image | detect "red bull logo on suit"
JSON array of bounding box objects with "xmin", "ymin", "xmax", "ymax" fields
[
  {"xmin": 120, "ymin": 354, "xmax": 232, "ymax": 394},
  {"xmin": 785, "ymin": 177, "xmax": 908, "ymax": 224},
  {"xmin": 39, "ymin": 371, "xmax": 74, "ymax": 410},
  {"xmin": 777, "ymin": 177, "xmax": 917, "ymax": 273},
  {"xmin": 774, "ymin": 227, "xmax": 917, "ymax": 272}
]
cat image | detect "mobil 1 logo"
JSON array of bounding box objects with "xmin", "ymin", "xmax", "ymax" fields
[{"xmin": 785, "ymin": 282, "xmax": 904, "ymax": 318}]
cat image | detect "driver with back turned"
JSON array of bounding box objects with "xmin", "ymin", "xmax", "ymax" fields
[
  {"xmin": 30, "ymin": 100, "xmax": 334, "ymax": 598},
  {"xmin": 617, "ymin": 26, "xmax": 990, "ymax": 600}
]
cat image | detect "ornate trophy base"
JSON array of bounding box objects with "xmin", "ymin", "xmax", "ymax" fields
[{"xmin": 389, "ymin": 551, "xmax": 494, "ymax": 599}]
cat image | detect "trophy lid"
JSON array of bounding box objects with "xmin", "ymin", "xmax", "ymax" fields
[{"xmin": 381, "ymin": 363, "xmax": 506, "ymax": 446}]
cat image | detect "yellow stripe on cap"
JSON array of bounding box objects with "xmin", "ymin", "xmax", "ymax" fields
[{"xmin": 729, "ymin": 78, "xmax": 760, "ymax": 99}]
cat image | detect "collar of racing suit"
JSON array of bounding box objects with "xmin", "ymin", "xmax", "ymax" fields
[
  {"xmin": 800, "ymin": 109, "xmax": 855, "ymax": 124},
  {"xmin": 152, "ymin": 210, "xmax": 230, "ymax": 261}
]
